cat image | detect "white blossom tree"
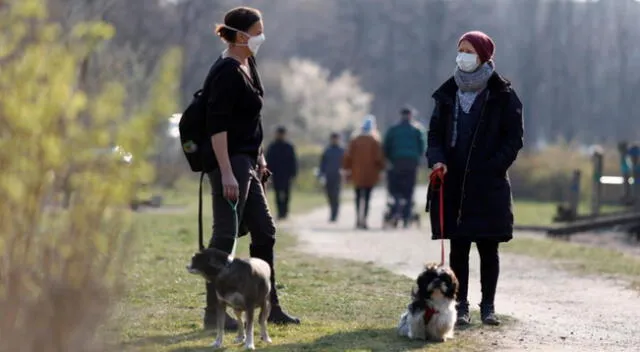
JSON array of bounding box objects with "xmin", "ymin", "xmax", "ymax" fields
[{"xmin": 262, "ymin": 58, "xmax": 373, "ymax": 144}]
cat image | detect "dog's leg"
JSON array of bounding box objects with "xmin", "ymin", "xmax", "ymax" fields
[
  {"xmin": 444, "ymin": 327, "xmax": 455, "ymax": 340},
  {"xmin": 244, "ymin": 306, "xmax": 256, "ymax": 350},
  {"xmin": 259, "ymin": 299, "xmax": 272, "ymax": 343},
  {"xmin": 233, "ymin": 309, "xmax": 246, "ymax": 344},
  {"xmin": 211, "ymin": 304, "xmax": 225, "ymax": 348}
]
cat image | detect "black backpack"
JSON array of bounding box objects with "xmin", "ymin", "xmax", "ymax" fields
[{"xmin": 178, "ymin": 58, "xmax": 228, "ymax": 251}]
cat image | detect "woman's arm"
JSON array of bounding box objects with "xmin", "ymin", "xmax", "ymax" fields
[
  {"xmin": 426, "ymin": 102, "xmax": 447, "ymax": 169},
  {"xmin": 206, "ymin": 63, "xmax": 241, "ymax": 199},
  {"xmin": 211, "ymin": 133, "xmax": 232, "ymax": 174},
  {"xmin": 487, "ymin": 90, "xmax": 524, "ymax": 174},
  {"xmin": 258, "ymin": 146, "xmax": 267, "ymax": 168},
  {"xmin": 206, "ymin": 65, "xmax": 240, "ymax": 175}
]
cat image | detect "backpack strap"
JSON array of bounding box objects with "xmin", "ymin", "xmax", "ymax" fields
[{"xmin": 198, "ymin": 171, "xmax": 205, "ymax": 251}]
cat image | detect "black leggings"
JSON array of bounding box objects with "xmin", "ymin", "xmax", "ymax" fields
[
  {"xmin": 354, "ymin": 187, "xmax": 373, "ymax": 222},
  {"xmin": 449, "ymin": 239, "xmax": 500, "ymax": 306}
]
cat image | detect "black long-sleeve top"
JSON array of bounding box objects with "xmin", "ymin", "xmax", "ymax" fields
[{"xmin": 205, "ymin": 56, "xmax": 264, "ymax": 167}]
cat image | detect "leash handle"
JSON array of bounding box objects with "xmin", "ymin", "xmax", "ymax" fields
[
  {"xmin": 227, "ymin": 199, "xmax": 239, "ymax": 259},
  {"xmin": 429, "ymin": 168, "xmax": 446, "ymax": 265},
  {"xmin": 197, "ymin": 172, "xmax": 239, "ymax": 259}
]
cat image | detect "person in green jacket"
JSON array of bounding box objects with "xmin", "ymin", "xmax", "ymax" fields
[{"xmin": 383, "ymin": 105, "xmax": 426, "ymax": 227}]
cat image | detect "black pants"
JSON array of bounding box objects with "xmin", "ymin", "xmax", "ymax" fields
[
  {"xmin": 325, "ymin": 179, "xmax": 341, "ymax": 221},
  {"xmin": 388, "ymin": 159, "xmax": 418, "ymax": 220},
  {"xmin": 355, "ymin": 187, "xmax": 373, "ymax": 224},
  {"xmin": 273, "ymin": 182, "xmax": 291, "ymax": 219},
  {"xmin": 207, "ymin": 155, "xmax": 282, "ymax": 307},
  {"xmin": 449, "ymin": 239, "xmax": 500, "ymax": 306}
]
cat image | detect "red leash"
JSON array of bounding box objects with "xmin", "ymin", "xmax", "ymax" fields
[{"xmin": 429, "ymin": 168, "xmax": 446, "ymax": 265}]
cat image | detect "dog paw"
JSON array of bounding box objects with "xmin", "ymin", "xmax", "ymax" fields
[
  {"xmin": 261, "ymin": 335, "xmax": 272, "ymax": 344},
  {"xmin": 211, "ymin": 339, "xmax": 223, "ymax": 349},
  {"xmin": 244, "ymin": 342, "xmax": 256, "ymax": 350},
  {"xmin": 234, "ymin": 335, "xmax": 246, "ymax": 344}
]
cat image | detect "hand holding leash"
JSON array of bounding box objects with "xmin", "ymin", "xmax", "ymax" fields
[
  {"xmin": 433, "ymin": 162, "xmax": 447, "ymax": 175},
  {"xmin": 221, "ymin": 170, "xmax": 239, "ymax": 201}
]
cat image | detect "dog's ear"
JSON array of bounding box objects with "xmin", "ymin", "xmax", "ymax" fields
[
  {"xmin": 410, "ymin": 285, "xmax": 419, "ymax": 301},
  {"xmin": 415, "ymin": 270, "xmax": 432, "ymax": 298},
  {"xmin": 443, "ymin": 266, "xmax": 459, "ymax": 298},
  {"xmin": 208, "ymin": 254, "xmax": 228, "ymax": 270}
]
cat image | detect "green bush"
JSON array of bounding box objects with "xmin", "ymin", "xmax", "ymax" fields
[{"xmin": 0, "ymin": 2, "xmax": 181, "ymax": 350}]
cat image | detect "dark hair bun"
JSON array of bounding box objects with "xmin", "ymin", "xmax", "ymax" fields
[{"xmin": 215, "ymin": 24, "xmax": 236, "ymax": 43}]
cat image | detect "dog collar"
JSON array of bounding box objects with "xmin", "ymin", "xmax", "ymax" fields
[{"xmin": 424, "ymin": 306, "xmax": 439, "ymax": 323}]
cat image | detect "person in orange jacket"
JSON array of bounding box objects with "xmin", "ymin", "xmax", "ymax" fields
[{"xmin": 342, "ymin": 115, "xmax": 385, "ymax": 229}]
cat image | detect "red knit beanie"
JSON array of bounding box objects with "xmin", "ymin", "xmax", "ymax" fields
[{"xmin": 458, "ymin": 31, "xmax": 495, "ymax": 63}]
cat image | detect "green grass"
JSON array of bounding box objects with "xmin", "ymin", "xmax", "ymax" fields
[
  {"xmin": 145, "ymin": 176, "xmax": 329, "ymax": 212},
  {"xmin": 112, "ymin": 188, "xmax": 507, "ymax": 351},
  {"xmin": 513, "ymin": 199, "xmax": 626, "ymax": 226},
  {"xmin": 503, "ymin": 236, "xmax": 640, "ymax": 291}
]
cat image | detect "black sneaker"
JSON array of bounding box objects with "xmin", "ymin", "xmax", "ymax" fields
[
  {"xmin": 480, "ymin": 304, "xmax": 501, "ymax": 326},
  {"xmin": 456, "ymin": 301, "xmax": 471, "ymax": 327}
]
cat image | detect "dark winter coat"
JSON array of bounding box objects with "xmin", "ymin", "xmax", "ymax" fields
[
  {"xmin": 265, "ymin": 140, "xmax": 297, "ymax": 189},
  {"xmin": 426, "ymin": 72, "xmax": 524, "ymax": 242},
  {"xmin": 383, "ymin": 120, "xmax": 426, "ymax": 163},
  {"xmin": 319, "ymin": 144, "xmax": 345, "ymax": 184}
]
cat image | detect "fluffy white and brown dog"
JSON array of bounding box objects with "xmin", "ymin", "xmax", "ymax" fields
[{"xmin": 397, "ymin": 263, "xmax": 458, "ymax": 342}]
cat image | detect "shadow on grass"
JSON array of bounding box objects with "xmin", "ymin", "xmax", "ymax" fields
[
  {"xmin": 121, "ymin": 330, "xmax": 210, "ymax": 350},
  {"xmin": 122, "ymin": 315, "xmax": 511, "ymax": 352},
  {"xmin": 163, "ymin": 328, "xmax": 452, "ymax": 352}
]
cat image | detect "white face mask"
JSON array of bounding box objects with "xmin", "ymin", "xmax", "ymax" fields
[
  {"xmin": 456, "ymin": 52, "xmax": 479, "ymax": 72},
  {"xmin": 224, "ymin": 25, "xmax": 265, "ymax": 55}
]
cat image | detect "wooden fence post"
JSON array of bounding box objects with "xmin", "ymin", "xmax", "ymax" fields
[
  {"xmin": 569, "ymin": 169, "xmax": 581, "ymax": 219},
  {"xmin": 591, "ymin": 146, "xmax": 604, "ymax": 216}
]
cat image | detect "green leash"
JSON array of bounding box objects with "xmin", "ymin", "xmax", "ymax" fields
[{"xmin": 195, "ymin": 171, "xmax": 239, "ymax": 259}]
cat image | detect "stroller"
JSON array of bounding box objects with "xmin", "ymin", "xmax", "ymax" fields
[{"xmin": 382, "ymin": 170, "xmax": 421, "ymax": 229}]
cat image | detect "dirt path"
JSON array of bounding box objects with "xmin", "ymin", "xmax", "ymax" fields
[{"xmin": 284, "ymin": 186, "xmax": 640, "ymax": 352}]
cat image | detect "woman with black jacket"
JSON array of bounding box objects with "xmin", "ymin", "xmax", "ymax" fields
[
  {"xmin": 203, "ymin": 6, "xmax": 300, "ymax": 330},
  {"xmin": 426, "ymin": 31, "xmax": 524, "ymax": 327}
]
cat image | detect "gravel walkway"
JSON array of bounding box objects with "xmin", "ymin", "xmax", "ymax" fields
[{"xmin": 285, "ymin": 186, "xmax": 640, "ymax": 352}]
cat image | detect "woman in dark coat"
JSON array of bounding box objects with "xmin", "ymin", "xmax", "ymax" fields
[{"xmin": 426, "ymin": 31, "xmax": 524, "ymax": 326}]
